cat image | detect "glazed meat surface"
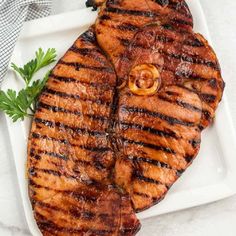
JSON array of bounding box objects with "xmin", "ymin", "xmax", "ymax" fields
[
  {"xmin": 27, "ymin": 29, "xmax": 140, "ymax": 236},
  {"xmin": 28, "ymin": 0, "xmax": 224, "ymax": 235},
  {"xmin": 95, "ymin": 0, "xmax": 193, "ymax": 72}
]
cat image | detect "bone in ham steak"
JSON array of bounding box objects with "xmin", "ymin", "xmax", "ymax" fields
[
  {"xmin": 27, "ymin": 0, "xmax": 224, "ymax": 235},
  {"xmin": 27, "ymin": 29, "xmax": 140, "ymax": 236}
]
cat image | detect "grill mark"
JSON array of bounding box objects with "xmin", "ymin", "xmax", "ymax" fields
[
  {"xmin": 154, "ymin": 0, "xmax": 169, "ymax": 7},
  {"xmin": 121, "ymin": 138, "xmax": 176, "ymax": 154},
  {"xmin": 162, "ymin": 23, "xmax": 175, "ymax": 30},
  {"xmin": 157, "ymin": 95, "xmax": 202, "ymax": 112},
  {"xmin": 30, "ymin": 149, "xmax": 35, "ymax": 157},
  {"xmin": 75, "ymin": 159, "xmax": 107, "ymax": 171},
  {"xmin": 184, "ymin": 38, "xmax": 204, "ymax": 47},
  {"xmin": 69, "ymin": 45, "xmax": 108, "ymax": 64},
  {"xmin": 30, "ymin": 148, "xmax": 42, "ymax": 160},
  {"xmin": 69, "ymin": 45, "xmax": 99, "ymax": 56},
  {"xmin": 73, "ymin": 160, "xmax": 106, "ymax": 171},
  {"xmin": 80, "ymin": 29, "xmax": 96, "ymax": 43},
  {"xmin": 155, "ymin": 35, "xmax": 174, "ymax": 43},
  {"xmin": 99, "ymin": 14, "xmax": 111, "ymax": 21},
  {"xmin": 184, "ymin": 155, "xmax": 195, "ymax": 163},
  {"xmin": 198, "ymin": 124, "xmax": 204, "ymax": 131},
  {"xmin": 105, "ymin": 7, "xmax": 157, "ymax": 17},
  {"xmin": 29, "ymin": 179, "xmax": 99, "ymax": 202},
  {"xmin": 30, "ymin": 166, "xmax": 101, "ymax": 187},
  {"xmin": 129, "ymin": 34, "xmax": 201, "ymax": 53},
  {"xmin": 121, "ymin": 106, "xmax": 195, "ymax": 127},
  {"xmin": 70, "ymin": 191, "xmax": 99, "ymax": 202},
  {"xmin": 177, "ymin": 85, "xmax": 217, "ymax": 105},
  {"xmin": 30, "ymin": 167, "xmax": 63, "ymax": 177},
  {"xmin": 32, "ymin": 132, "xmax": 68, "ymax": 144},
  {"xmin": 29, "ymin": 179, "xmax": 51, "ymax": 191},
  {"xmin": 162, "ymin": 51, "xmax": 219, "ymax": 70},
  {"xmin": 189, "ymin": 139, "xmax": 201, "ymax": 148},
  {"xmin": 161, "ymin": 23, "xmax": 190, "ymax": 35},
  {"xmin": 176, "ymin": 84, "xmax": 199, "ymax": 94},
  {"xmin": 43, "ymin": 88, "xmax": 111, "ymax": 106},
  {"xmin": 70, "ymin": 208, "xmax": 96, "ymax": 220},
  {"xmin": 36, "ymin": 212, "xmax": 112, "ymax": 235},
  {"xmin": 59, "ymin": 60, "xmax": 114, "ymax": 73},
  {"xmin": 128, "ymin": 155, "xmax": 169, "ymax": 169},
  {"xmin": 131, "ymin": 41, "xmax": 219, "ymax": 70},
  {"xmin": 31, "ymin": 132, "xmax": 111, "ymax": 154},
  {"xmin": 50, "ymin": 73, "xmax": 78, "ymax": 83},
  {"xmin": 34, "ymin": 118, "xmax": 107, "ymax": 137},
  {"xmin": 37, "ymin": 201, "xmax": 62, "ymax": 213},
  {"xmin": 33, "ymin": 155, "xmax": 41, "ymax": 160},
  {"xmin": 118, "ymin": 37, "xmax": 130, "ymax": 47},
  {"xmin": 208, "ymin": 78, "xmax": 218, "ymax": 89},
  {"xmin": 127, "ymin": 155, "xmax": 184, "ymax": 176},
  {"xmin": 37, "ymin": 102, "xmax": 109, "ymax": 122},
  {"xmin": 178, "ymin": 100, "xmax": 202, "ymax": 112},
  {"xmin": 165, "ymin": 91, "xmax": 179, "ymax": 96},
  {"xmin": 82, "ymin": 146, "xmax": 111, "ymax": 153},
  {"xmin": 202, "ymin": 109, "xmax": 212, "ymax": 121},
  {"xmin": 133, "ymin": 173, "xmax": 165, "ymax": 187},
  {"xmin": 71, "ymin": 192, "xmax": 98, "ymax": 203},
  {"xmin": 29, "ymin": 167, "xmax": 37, "ymax": 177},
  {"xmin": 117, "ymin": 23, "xmax": 140, "ymax": 31},
  {"xmin": 132, "ymin": 191, "xmax": 165, "ymax": 208},
  {"xmin": 171, "ymin": 17, "xmax": 193, "ymax": 27},
  {"xmin": 200, "ymin": 93, "xmax": 217, "ymax": 103},
  {"xmin": 37, "ymin": 201, "xmax": 104, "ymax": 221},
  {"xmin": 37, "ymin": 201, "xmax": 69, "ymax": 215},
  {"xmin": 133, "ymin": 191, "xmax": 151, "ymax": 199},
  {"xmin": 120, "ymin": 122, "xmax": 179, "ymax": 139},
  {"xmin": 30, "ymin": 147, "xmax": 69, "ymax": 161},
  {"xmin": 175, "ymin": 70, "xmax": 208, "ymax": 81}
]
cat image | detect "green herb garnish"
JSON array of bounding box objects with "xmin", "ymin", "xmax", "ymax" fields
[{"xmin": 0, "ymin": 48, "xmax": 57, "ymax": 122}]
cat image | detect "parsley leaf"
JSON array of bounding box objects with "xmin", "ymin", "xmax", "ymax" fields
[
  {"xmin": 11, "ymin": 48, "xmax": 56, "ymax": 86},
  {"xmin": 0, "ymin": 89, "xmax": 31, "ymax": 122},
  {"xmin": 0, "ymin": 48, "xmax": 56, "ymax": 122},
  {"xmin": 26, "ymin": 72, "xmax": 50, "ymax": 111}
]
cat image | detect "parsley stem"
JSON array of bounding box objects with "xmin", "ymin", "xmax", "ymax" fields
[{"xmin": 3, "ymin": 48, "xmax": 57, "ymax": 122}]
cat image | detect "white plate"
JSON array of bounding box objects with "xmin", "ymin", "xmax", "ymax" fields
[{"xmin": 2, "ymin": 1, "xmax": 236, "ymax": 235}]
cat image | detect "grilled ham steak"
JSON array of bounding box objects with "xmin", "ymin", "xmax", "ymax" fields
[
  {"xmin": 28, "ymin": 0, "xmax": 224, "ymax": 235},
  {"xmin": 94, "ymin": 0, "xmax": 224, "ymax": 211},
  {"xmin": 28, "ymin": 29, "xmax": 140, "ymax": 236}
]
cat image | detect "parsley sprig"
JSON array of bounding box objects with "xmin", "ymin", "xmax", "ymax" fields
[{"xmin": 0, "ymin": 48, "xmax": 57, "ymax": 122}]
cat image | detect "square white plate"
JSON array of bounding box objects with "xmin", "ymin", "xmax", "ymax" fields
[{"xmin": 2, "ymin": 1, "xmax": 236, "ymax": 235}]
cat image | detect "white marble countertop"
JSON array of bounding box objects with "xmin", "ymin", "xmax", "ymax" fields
[{"xmin": 0, "ymin": 0, "xmax": 236, "ymax": 235}]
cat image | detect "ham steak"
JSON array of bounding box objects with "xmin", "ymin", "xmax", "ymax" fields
[
  {"xmin": 28, "ymin": 29, "xmax": 140, "ymax": 236},
  {"xmin": 28, "ymin": 0, "xmax": 224, "ymax": 235}
]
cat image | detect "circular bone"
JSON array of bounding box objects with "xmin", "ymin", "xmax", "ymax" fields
[{"xmin": 129, "ymin": 64, "xmax": 161, "ymax": 96}]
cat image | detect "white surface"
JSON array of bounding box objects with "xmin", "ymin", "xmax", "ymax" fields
[{"xmin": 0, "ymin": 0, "xmax": 236, "ymax": 235}]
